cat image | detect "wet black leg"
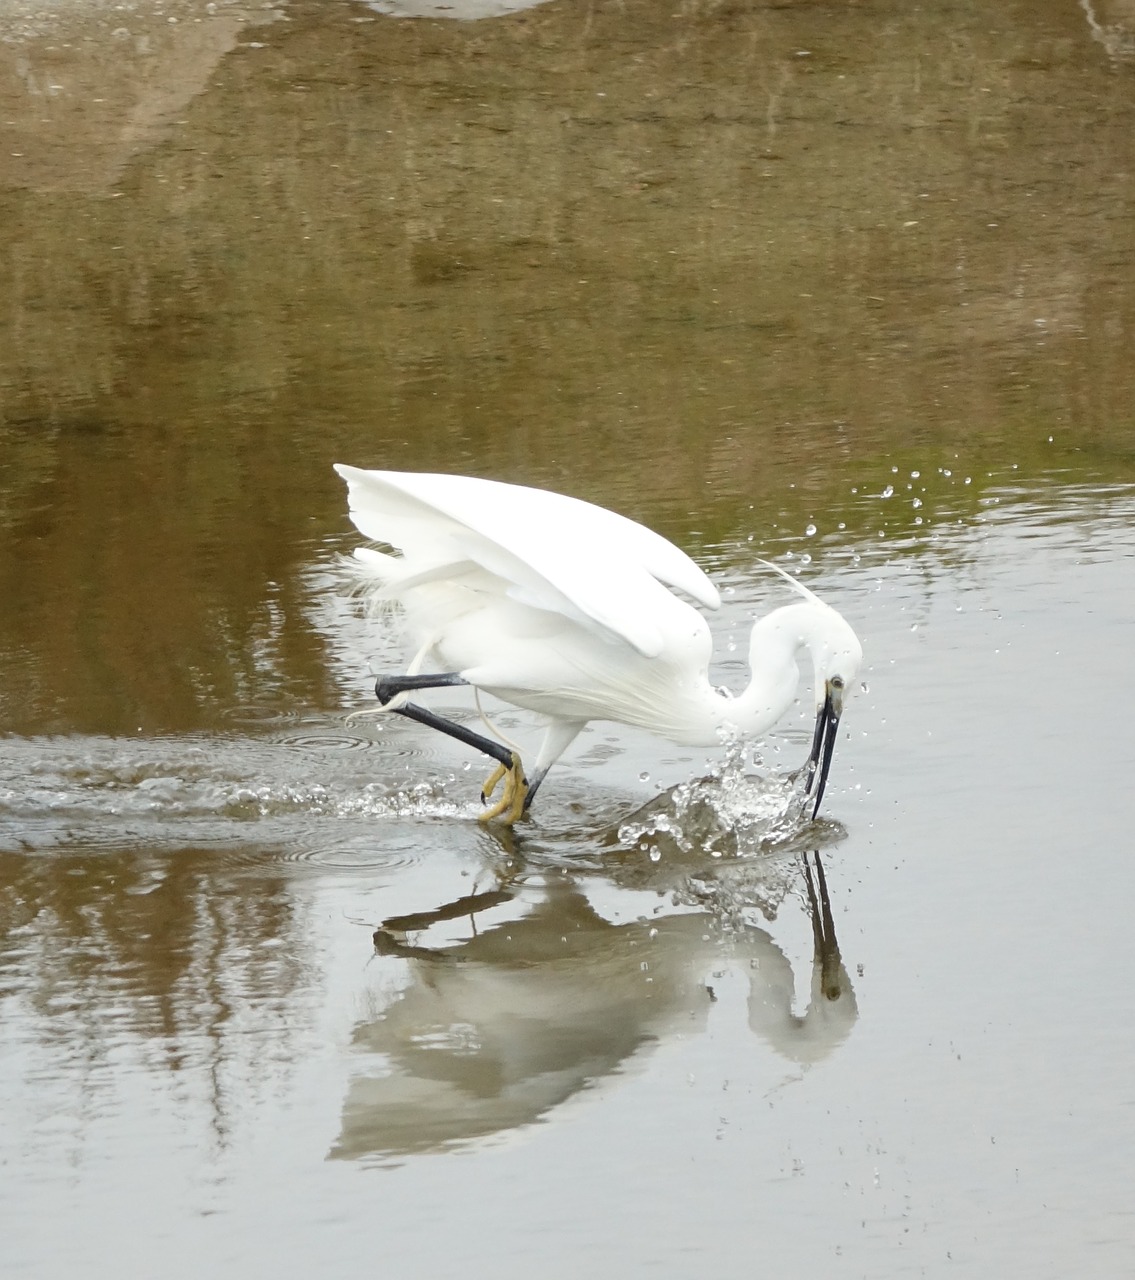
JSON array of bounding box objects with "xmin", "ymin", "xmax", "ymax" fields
[
  {"xmin": 375, "ymin": 671, "xmax": 518, "ymax": 772},
  {"xmin": 375, "ymin": 672, "xmax": 470, "ymax": 706},
  {"xmin": 374, "ymin": 673, "xmax": 529, "ymax": 822},
  {"xmin": 389, "ymin": 701, "xmax": 517, "ymax": 772},
  {"xmin": 522, "ymin": 766, "xmax": 551, "ymax": 811}
]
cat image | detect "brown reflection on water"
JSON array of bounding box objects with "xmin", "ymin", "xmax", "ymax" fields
[
  {"xmin": 3, "ymin": 0, "xmax": 1135, "ymax": 736},
  {"xmin": 0, "ymin": 846, "xmax": 312, "ymax": 1139},
  {"xmin": 0, "ymin": 418, "xmax": 334, "ymax": 734},
  {"xmin": 0, "ymin": 0, "xmax": 282, "ymax": 194}
]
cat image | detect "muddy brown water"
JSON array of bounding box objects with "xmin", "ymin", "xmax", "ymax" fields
[{"xmin": 2, "ymin": 1, "xmax": 1135, "ymax": 1276}]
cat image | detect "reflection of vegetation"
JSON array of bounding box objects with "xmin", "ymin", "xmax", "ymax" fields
[
  {"xmin": 1, "ymin": 0, "xmax": 1134, "ymax": 734},
  {"xmin": 0, "ymin": 847, "xmax": 313, "ymax": 1152},
  {"xmin": 0, "ymin": 414, "xmax": 333, "ymax": 733}
]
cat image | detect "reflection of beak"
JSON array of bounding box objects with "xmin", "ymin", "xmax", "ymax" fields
[{"xmin": 806, "ymin": 679, "xmax": 844, "ymax": 820}]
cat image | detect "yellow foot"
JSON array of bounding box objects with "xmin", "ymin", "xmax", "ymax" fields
[{"xmin": 478, "ymin": 752, "xmax": 528, "ymax": 826}]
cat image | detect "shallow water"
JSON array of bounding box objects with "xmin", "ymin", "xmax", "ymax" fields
[{"xmin": 3, "ymin": 0, "xmax": 1135, "ymax": 1276}]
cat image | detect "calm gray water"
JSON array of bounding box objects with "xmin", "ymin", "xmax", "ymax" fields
[{"xmin": 2, "ymin": 0, "xmax": 1135, "ymax": 1276}]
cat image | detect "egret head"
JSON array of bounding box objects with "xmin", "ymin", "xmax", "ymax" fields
[{"xmin": 809, "ymin": 606, "xmax": 863, "ymax": 708}]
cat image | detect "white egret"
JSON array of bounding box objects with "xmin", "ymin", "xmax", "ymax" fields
[{"xmin": 334, "ymin": 465, "xmax": 862, "ymax": 825}]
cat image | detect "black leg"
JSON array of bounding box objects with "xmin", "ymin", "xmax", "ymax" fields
[
  {"xmin": 376, "ymin": 671, "xmax": 521, "ymax": 775},
  {"xmin": 522, "ymin": 766, "xmax": 551, "ymax": 811},
  {"xmin": 376, "ymin": 671, "xmax": 470, "ymax": 706},
  {"xmin": 389, "ymin": 700, "xmax": 519, "ymax": 773},
  {"xmin": 375, "ymin": 671, "xmax": 529, "ymax": 823}
]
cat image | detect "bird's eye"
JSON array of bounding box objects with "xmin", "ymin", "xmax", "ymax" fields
[{"xmin": 830, "ymin": 675, "xmax": 845, "ymax": 690}]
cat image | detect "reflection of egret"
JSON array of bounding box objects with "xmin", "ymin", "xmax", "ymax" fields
[
  {"xmin": 746, "ymin": 854, "xmax": 858, "ymax": 1062},
  {"xmin": 329, "ymin": 854, "xmax": 856, "ymax": 1162},
  {"xmin": 334, "ymin": 466, "xmax": 863, "ymax": 824}
]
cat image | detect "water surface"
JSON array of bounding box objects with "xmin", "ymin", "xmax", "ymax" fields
[{"xmin": 2, "ymin": 0, "xmax": 1135, "ymax": 1275}]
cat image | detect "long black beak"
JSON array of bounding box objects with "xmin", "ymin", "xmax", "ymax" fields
[{"xmin": 805, "ymin": 678, "xmax": 844, "ymax": 820}]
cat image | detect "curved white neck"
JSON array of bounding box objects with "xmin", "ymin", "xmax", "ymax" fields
[{"xmin": 707, "ymin": 602, "xmax": 832, "ymax": 741}]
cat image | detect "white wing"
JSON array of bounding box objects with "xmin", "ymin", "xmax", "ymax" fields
[{"xmin": 333, "ymin": 466, "xmax": 720, "ymax": 658}]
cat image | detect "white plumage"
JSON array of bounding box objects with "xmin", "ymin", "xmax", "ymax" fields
[{"xmin": 335, "ymin": 465, "xmax": 862, "ymax": 823}]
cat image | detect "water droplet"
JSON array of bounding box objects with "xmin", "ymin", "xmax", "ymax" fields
[
  {"xmin": 881, "ymin": 485, "xmax": 894, "ymax": 498},
  {"xmin": 912, "ymin": 497, "xmax": 922, "ymax": 508},
  {"xmin": 639, "ymin": 771, "xmax": 650, "ymax": 782},
  {"xmin": 805, "ymin": 523, "xmax": 817, "ymax": 537},
  {"xmin": 910, "ymin": 470, "xmax": 920, "ymax": 478}
]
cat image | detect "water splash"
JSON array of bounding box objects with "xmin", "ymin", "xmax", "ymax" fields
[
  {"xmin": 616, "ymin": 735, "xmax": 817, "ymax": 862},
  {"xmin": 0, "ymin": 733, "xmax": 476, "ymax": 856}
]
